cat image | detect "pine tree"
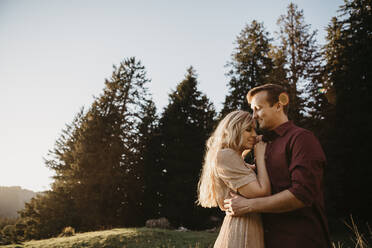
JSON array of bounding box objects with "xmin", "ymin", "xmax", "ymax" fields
[
  {"xmin": 18, "ymin": 188, "xmax": 76, "ymax": 240},
  {"xmin": 19, "ymin": 57, "xmax": 155, "ymax": 238},
  {"xmin": 158, "ymin": 67, "xmax": 218, "ymax": 229},
  {"xmin": 221, "ymin": 20, "xmax": 273, "ymax": 117},
  {"xmin": 85, "ymin": 57, "xmax": 153, "ymax": 227},
  {"xmin": 267, "ymin": 46, "xmax": 289, "ymax": 88},
  {"xmin": 277, "ymin": 3, "xmax": 322, "ymax": 124},
  {"xmin": 17, "ymin": 109, "xmax": 85, "ymax": 239},
  {"xmin": 323, "ymin": 0, "xmax": 372, "ymax": 220},
  {"xmin": 137, "ymin": 100, "xmax": 162, "ymax": 220}
]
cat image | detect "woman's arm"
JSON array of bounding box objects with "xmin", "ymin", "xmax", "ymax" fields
[{"xmin": 237, "ymin": 141, "xmax": 271, "ymax": 198}]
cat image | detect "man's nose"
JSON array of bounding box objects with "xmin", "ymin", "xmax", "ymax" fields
[{"xmin": 253, "ymin": 111, "xmax": 258, "ymax": 119}]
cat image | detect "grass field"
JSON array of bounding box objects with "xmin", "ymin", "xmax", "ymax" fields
[
  {"xmin": 1, "ymin": 227, "xmax": 218, "ymax": 248},
  {"xmin": 1, "ymin": 224, "xmax": 371, "ymax": 248}
]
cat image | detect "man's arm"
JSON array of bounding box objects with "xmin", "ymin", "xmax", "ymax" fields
[{"xmin": 224, "ymin": 190, "xmax": 305, "ymax": 216}]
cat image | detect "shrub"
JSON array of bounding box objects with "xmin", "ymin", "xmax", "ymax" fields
[
  {"xmin": 1, "ymin": 224, "xmax": 18, "ymax": 244},
  {"xmin": 58, "ymin": 226, "xmax": 75, "ymax": 237},
  {"xmin": 0, "ymin": 232, "xmax": 9, "ymax": 245},
  {"xmin": 145, "ymin": 217, "xmax": 171, "ymax": 229}
]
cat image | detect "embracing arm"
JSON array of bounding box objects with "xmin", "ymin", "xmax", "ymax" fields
[
  {"xmin": 252, "ymin": 190, "xmax": 305, "ymax": 213},
  {"xmin": 224, "ymin": 190, "xmax": 304, "ymax": 215}
]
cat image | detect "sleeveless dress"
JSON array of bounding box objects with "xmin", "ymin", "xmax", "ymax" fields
[{"xmin": 213, "ymin": 148, "xmax": 265, "ymax": 248}]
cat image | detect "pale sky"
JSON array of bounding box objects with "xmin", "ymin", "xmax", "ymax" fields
[{"xmin": 0, "ymin": 0, "xmax": 343, "ymax": 192}]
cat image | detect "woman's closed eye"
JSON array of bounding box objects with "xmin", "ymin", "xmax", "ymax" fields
[{"xmin": 246, "ymin": 126, "xmax": 253, "ymax": 132}]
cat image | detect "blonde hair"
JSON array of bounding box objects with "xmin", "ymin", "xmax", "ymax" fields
[{"xmin": 196, "ymin": 110, "xmax": 254, "ymax": 208}]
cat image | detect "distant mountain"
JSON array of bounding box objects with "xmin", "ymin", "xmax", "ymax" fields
[{"xmin": 0, "ymin": 186, "xmax": 37, "ymax": 218}]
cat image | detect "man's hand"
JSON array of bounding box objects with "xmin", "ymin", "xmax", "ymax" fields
[{"xmin": 223, "ymin": 192, "xmax": 253, "ymax": 216}]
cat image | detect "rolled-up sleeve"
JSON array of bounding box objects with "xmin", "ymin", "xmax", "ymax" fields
[
  {"xmin": 216, "ymin": 149, "xmax": 257, "ymax": 192},
  {"xmin": 288, "ymin": 131, "xmax": 326, "ymax": 206}
]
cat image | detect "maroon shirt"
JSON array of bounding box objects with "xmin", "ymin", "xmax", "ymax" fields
[{"xmin": 262, "ymin": 121, "xmax": 331, "ymax": 248}]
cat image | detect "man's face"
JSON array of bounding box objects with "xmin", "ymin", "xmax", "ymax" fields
[{"xmin": 250, "ymin": 91, "xmax": 278, "ymax": 131}]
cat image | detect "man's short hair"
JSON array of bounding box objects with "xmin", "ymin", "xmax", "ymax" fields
[{"xmin": 246, "ymin": 84, "xmax": 289, "ymax": 115}]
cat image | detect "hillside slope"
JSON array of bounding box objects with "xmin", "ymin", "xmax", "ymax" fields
[{"xmin": 0, "ymin": 186, "xmax": 37, "ymax": 218}]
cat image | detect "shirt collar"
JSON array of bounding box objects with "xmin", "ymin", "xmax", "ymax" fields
[
  {"xmin": 261, "ymin": 121, "xmax": 293, "ymax": 142},
  {"xmin": 273, "ymin": 120, "xmax": 293, "ymax": 137}
]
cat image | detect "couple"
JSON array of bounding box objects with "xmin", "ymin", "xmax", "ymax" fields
[{"xmin": 197, "ymin": 84, "xmax": 331, "ymax": 248}]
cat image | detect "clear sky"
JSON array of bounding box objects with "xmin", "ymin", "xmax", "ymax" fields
[{"xmin": 0, "ymin": 0, "xmax": 343, "ymax": 192}]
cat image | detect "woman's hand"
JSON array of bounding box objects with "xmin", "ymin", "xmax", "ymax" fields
[
  {"xmin": 254, "ymin": 140, "xmax": 267, "ymax": 161},
  {"xmin": 241, "ymin": 149, "xmax": 256, "ymax": 170},
  {"xmin": 244, "ymin": 163, "xmax": 256, "ymax": 170}
]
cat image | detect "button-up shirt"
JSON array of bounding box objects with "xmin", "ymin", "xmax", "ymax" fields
[{"xmin": 262, "ymin": 121, "xmax": 331, "ymax": 248}]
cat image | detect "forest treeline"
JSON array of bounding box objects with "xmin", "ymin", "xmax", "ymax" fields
[{"xmin": 1, "ymin": 0, "xmax": 371, "ymax": 243}]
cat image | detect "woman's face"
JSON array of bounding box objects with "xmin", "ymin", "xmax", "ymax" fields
[{"xmin": 241, "ymin": 124, "xmax": 257, "ymax": 150}]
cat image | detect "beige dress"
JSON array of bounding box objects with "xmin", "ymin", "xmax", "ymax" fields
[{"xmin": 213, "ymin": 148, "xmax": 264, "ymax": 248}]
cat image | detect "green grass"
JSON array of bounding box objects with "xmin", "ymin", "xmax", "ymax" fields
[
  {"xmin": 2, "ymin": 220, "xmax": 371, "ymax": 248},
  {"xmin": 1, "ymin": 228, "xmax": 218, "ymax": 248}
]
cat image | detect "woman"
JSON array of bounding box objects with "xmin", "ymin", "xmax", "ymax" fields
[{"xmin": 197, "ymin": 110, "xmax": 271, "ymax": 248}]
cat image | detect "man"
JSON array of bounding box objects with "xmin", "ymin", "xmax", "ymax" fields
[{"xmin": 224, "ymin": 84, "xmax": 331, "ymax": 247}]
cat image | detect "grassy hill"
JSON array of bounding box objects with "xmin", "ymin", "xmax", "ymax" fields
[
  {"xmin": 2, "ymin": 222, "xmax": 370, "ymax": 248},
  {"xmin": 2, "ymin": 227, "xmax": 218, "ymax": 248}
]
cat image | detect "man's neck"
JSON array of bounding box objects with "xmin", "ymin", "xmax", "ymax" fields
[{"xmin": 270, "ymin": 115, "xmax": 289, "ymax": 131}]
